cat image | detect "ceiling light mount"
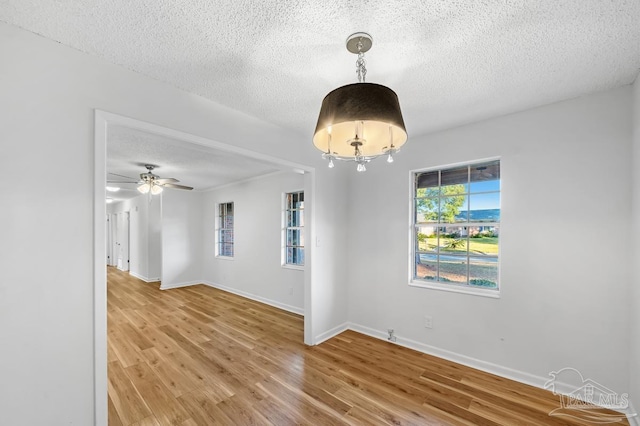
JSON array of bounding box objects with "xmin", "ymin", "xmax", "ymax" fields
[
  {"xmin": 346, "ymin": 32, "xmax": 372, "ymax": 54},
  {"xmin": 313, "ymin": 33, "xmax": 407, "ymax": 171}
]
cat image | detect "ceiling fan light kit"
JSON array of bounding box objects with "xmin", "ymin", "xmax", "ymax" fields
[
  {"xmin": 106, "ymin": 164, "xmax": 193, "ymax": 202},
  {"xmin": 313, "ymin": 33, "xmax": 407, "ymax": 172}
]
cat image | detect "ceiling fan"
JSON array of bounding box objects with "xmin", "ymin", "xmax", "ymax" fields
[{"xmin": 108, "ymin": 164, "xmax": 193, "ymax": 195}]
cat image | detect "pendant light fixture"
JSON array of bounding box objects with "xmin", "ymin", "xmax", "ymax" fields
[{"xmin": 313, "ymin": 33, "xmax": 407, "ymax": 172}]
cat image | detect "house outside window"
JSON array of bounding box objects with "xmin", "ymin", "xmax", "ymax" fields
[
  {"xmin": 412, "ymin": 160, "xmax": 500, "ymax": 295},
  {"xmin": 284, "ymin": 191, "xmax": 304, "ymax": 267},
  {"xmin": 217, "ymin": 202, "xmax": 234, "ymax": 258}
]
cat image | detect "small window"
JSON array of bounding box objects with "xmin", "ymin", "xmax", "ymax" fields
[
  {"xmin": 412, "ymin": 160, "xmax": 500, "ymax": 294},
  {"xmin": 284, "ymin": 191, "xmax": 304, "ymax": 266},
  {"xmin": 217, "ymin": 202, "xmax": 234, "ymax": 258}
]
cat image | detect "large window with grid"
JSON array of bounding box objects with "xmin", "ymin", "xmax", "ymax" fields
[
  {"xmin": 284, "ymin": 191, "xmax": 304, "ymax": 267},
  {"xmin": 413, "ymin": 160, "xmax": 500, "ymax": 293},
  {"xmin": 217, "ymin": 202, "xmax": 234, "ymax": 258}
]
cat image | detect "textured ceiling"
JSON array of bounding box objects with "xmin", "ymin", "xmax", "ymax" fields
[
  {"xmin": 106, "ymin": 125, "xmax": 282, "ymax": 202},
  {"xmin": 2, "ymin": 1, "xmax": 639, "ymax": 139}
]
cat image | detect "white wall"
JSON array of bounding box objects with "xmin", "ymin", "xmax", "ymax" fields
[
  {"xmin": 347, "ymin": 87, "xmax": 633, "ymax": 394},
  {"xmin": 108, "ymin": 195, "xmax": 161, "ymax": 281},
  {"xmin": 161, "ymin": 190, "xmax": 203, "ymax": 288},
  {"xmin": 148, "ymin": 193, "xmax": 162, "ymax": 280},
  {"xmin": 630, "ymin": 77, "xmax": 640, "ymax": 413},
  {"xmin": 202, "ymin": 172, "xmax": 306, "ymax": 313},
  {"xmin": 0, "ymin": 22, "xmax": 348, "ymax": 425}
]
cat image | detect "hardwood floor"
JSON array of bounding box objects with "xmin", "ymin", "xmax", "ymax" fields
[{"xmin": 107, "ymin": 267, "xmax": 629, "ymax": 425}]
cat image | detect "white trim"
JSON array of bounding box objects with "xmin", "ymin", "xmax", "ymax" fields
[
  {"xmin": 314, "ymin": 322, "xmax": 349, "ymax": 345},
  {"xmin": 95, "ymin": 111, "xmax": 312, "ymax": 173},
  {"xmin": 282, "ymin": 264, "xmax": 304, "ymax": 271},
  {"xmin": 409, "ymin": 280, "xmax": 500, "ymax": 298},
  {"xmin": 409, "ymin": 157, "xmax": 502, "ymax": 298},
  {"xmin": 94, "ymin": 110, "xmax": 316, "ymax": 425},
  {"xmin": 202, "ymin": 281, "xmax": 304, "ymax": 316},
  {"xmin": 215, "ymin": 256, "xmax": 235, "ymax": 261},
  {"xmin": 128, "ymin": 271, "xmax": 160, "ymax": 283},
  {"xmin": 93, "ymin": 111, "xmax": 108, "ymax": 426},
  {"xmin": 160, "ymin": 280, "xmax": 201, "ymax": 290},
  {"xmin": 346, "ymin": 322, "xmax": 634, "ymax": 419}
]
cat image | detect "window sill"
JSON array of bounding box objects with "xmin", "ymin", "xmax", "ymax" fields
[
  {"xmin": 409, "ymin": 280, "xmax": 500, "ymax": 299},
  {"xmin": 216, "ymin": 256, "xmax": 234, "ymax": 261},
  {"xmin": 282, "ymin": 264, "xmax": 304, "ymax": 271}
]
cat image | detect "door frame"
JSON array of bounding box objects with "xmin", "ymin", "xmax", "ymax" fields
[{"xmin": 93, "ymin": 110, "xmax": 315, "ymax": 426}]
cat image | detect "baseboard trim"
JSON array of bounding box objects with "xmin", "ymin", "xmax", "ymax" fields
[
  {"xmin": 202, "ymin": 281, "xmax": 304, "ymax": 316},
  {"xmin": 346, "ymin": 322, "xmax": 635, "ymax": 420},
  {"xmin": 129, "ymin": 271, "xmax": 160, "ymax": 283},
  {"xmin": 314, "ymin": 322, "xmax": 349, "ymax": 345},
  {"xmin": 348, "ymin": 322, "xmax": 543, "ymax": 386},
  {"xmin": 160, "ymin": 280, "xmax": 200, "ymax": 290}
]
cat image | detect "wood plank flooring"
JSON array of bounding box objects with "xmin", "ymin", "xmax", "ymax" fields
[{"xmin": 107, "ymin": 267, "xmax": 629, "ymax": 425}]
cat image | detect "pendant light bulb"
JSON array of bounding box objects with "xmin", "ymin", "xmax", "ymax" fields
[
  {"xmin": 328, "ymin": 158, "xmax": 335, "ymax": 168},
  {"xmin": 387, "ymin": 152, "xmax": 394, "ymax": 163},
  {"xmin": 137, "ymin": 183, "xmax": 150, "ymax": 194},
  {"xmin": 356, "ymin": 162, "xmax": 366, "ymax": 172}
]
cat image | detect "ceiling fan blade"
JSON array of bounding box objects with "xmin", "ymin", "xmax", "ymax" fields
[
  {"xmin": 161, "ymin": 183, "xmax": 193, "ymax": 190},
  {"xmin": 155, "ymin": 178, "xmax": 179, "ymax": 184},
  {"xmin": 108, "ymin": 172, "xmax": 137, "ymax": 180},
  {"xmin": 107, "ymin": 180, "xmax": 138, "ymax": 184}
]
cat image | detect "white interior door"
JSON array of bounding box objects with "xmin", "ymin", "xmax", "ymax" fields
[
  {"xmin": 108, "ymin": 214, "xmax": 118, "ymax": 267},
  {"xmin": 106, "ymin": 214, "xmax": 111, "ymax": 266},
  {"xmin": 116, "ymin": 212, "xmax": 130, "ymax": 271}
]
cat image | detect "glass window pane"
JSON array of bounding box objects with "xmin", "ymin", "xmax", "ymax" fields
[
  {"xmin": 296, "ymin": 248, "xmax": 305, "ymax": 265},
  {"xmin": 440, "ymin": 195, "xmax": 468, "ymax": 223},
  {"xmin": 415, "ymin": 253, "xmax": 437, "ymax": 281},
  {"xmin": 468, "ymin": 226, "xmax": 499, "ymax": 255},
  {"xmin": 287, "ymin": 211, "xmax": 296, "ymax": 227},
  {"xmin": 470, "ymin": 161, "xmax": 500, "ymax": 193},
  {"xmin": 469, "ymin": 193, "xmax": 500, "ymax": 222},
  {"xmin": 470, "ymin": 161, "xmax": 499, "ymax": 182},
  {"xmin": 223, "ymin": 229, "xmax": 234, "ymax": 243},
  {"xmin": 287, "ymin": 229, "xmax": 304, "ymax": 247},
  {"xmin": 441, "ymin": 166, "xmax": 469, "ymax": 195},
  {"xmin": 439, "ymin": 226, "xmax": 468, "ymax": 255},
  {"xmin": 469, "ymin": 256, "xmax": 498, "ymax": 289},
  {"xmin": 416, "ymin": 170, "xmax": 439, "ymax": 191},
  {"xmin": 416, "ymin": 197, "xmax": 439, "ymax": 223},
  {"xmin": 438, "ymin": 254, "xmax": 467, "ymax": 284},
  {"xmin": 286, "ymin": 210, "xmax": 303, "ymax": 227},
  {"xmin": 224, "ymin": 215, "xmax": 233, "ymax": 229},
  {"xmin": 470, "ymin": 179, "xmax": 500, "ymax": 193},
  {"xmin": 416, "ymin": 226, "xmax": 438, "ymax": 253}
]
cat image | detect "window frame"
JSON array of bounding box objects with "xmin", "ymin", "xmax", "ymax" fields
[
  {"xmin": 409, "ymin": 158, "xmax": 501, "ymax": 298},
  {"xmin": 282, "ymin": 190, "xmax": 305, "ymax": 270},
  {"xmin": 216, "ymin": 201, "xmax": 234, "ymax": 259}
]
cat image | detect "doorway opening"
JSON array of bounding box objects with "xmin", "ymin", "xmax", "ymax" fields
[{"xmin": 94, "ymin": 110, "xmax": 314, "ymax": 425}]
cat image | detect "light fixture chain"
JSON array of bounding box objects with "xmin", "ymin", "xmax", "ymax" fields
[{"xmin": 356, "ymin": 39, "xmax": 367, "ymax": 83}]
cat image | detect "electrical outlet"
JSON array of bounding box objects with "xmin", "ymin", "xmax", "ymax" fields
[{"xmin": 424, "ymin": 315, "xmax": 433, "ymax": 329}]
